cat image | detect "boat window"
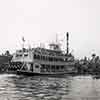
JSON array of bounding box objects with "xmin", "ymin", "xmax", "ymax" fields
[
  {"xmin": 35, "ymin": 65, "xmax": 39, "ymax": 68},
  {"xmin": 34, "ymin": 54, "xmax": 37, "ymax": 59},
  {"xmin": 37, "ymin": 55, "xmax": 40, "ymax": 60},
  {"xmin": 43, "ymin": 56, "xmax": 45, "ymax": 60},
  {"xmin": 65, "ymin": 58, "xmax": 68, "ymax": 61},
  {"xmin": 24, "ymin": 54, "xmax": 28, "ymax": 57},
  {"xmin": 59, "ymin": 58, "xmax": 64, "ymax": 61},
  {"xmin": 61, "ymin": 66, "xmax": 64, "ymax": 69},
  {"xmin": 45, "ymin": 56, "xmax": 48, "ymax": 61},
  {"xmin": 56, "ymin": 66, "xmax": 59, "ymax": 69},
  {"xmin": 48, "ymin": 57, "xmax": 50, "ymax": 61},
  {"xmin": 40, "ymin": 55, "xmax": 42, "ymax": 60},
  {"xmin": 49, "ymin": 57, "xmax": 53, "ymax": 61},
  {"xmin": 51, "ymin": 65, "xmax": 55, "ymax": 69},
  {"xmin": 18, "ymin": 50, "xmax": 22, "ymax": 52},
  {"xmin": 16, "ymin": 54, "xmax": 22, "ymax": 57},
  {"xmin": 55, "ymin": 58, "xmax": 58, "ymax": 61}
]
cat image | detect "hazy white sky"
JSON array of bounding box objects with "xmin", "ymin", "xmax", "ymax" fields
[{"xmin": 0, "ymin": 0, "xmax": 100, "ymax": 58}]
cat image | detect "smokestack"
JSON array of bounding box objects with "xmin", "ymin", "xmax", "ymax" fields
[{"xmin": 66, "ymin": 32, "xmax": 69, "ymax": 54}]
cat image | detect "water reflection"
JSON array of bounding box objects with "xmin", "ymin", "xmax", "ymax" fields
[
  {"xmin": 0, "ymin": 74, "xmax": 100, "ymax": 100},
  {"xmin": 12, "ymin": 76, "xmax": 72, "ymax": 100}
]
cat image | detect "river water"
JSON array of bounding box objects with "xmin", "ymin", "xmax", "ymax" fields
[{"xmin": 0, "ymin": 74, "xmax": 100, "ymax": 100}]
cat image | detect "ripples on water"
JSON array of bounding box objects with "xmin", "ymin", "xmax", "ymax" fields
[{"xmin": 0, "ymin": 74, "xmax": 100, "ymax": 100}]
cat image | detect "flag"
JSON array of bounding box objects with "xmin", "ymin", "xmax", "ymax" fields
[{"xmin": 22, "ymin": 37, "xmax": 25, "ymax": 42}]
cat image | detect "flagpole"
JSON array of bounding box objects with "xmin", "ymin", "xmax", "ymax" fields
[
  {"xmin": 22, "ymin": 37, "xmax": 25, "ymax": 63},
  {"xmin": 22, "ymin": 37, "xmax": 25, "ymax": 51}
]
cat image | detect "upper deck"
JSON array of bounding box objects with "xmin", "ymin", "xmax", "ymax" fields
[{"xmin": 11, "ymin": 47, "xmax": 74, "ymax": 64}]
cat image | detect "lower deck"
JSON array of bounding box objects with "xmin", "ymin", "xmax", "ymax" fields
[{"xmin": 7, "ymin": 61, "xmax": 76, "ymax": 74}]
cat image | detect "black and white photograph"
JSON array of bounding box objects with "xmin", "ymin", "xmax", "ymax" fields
[{"xmin": 0, "ymin": 0, "xmax": 100, "ymax": 100}]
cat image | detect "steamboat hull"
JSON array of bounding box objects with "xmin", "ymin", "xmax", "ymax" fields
[{"xmin": 16, "ymin": 70, "xmax": 76, "ymax": 76}]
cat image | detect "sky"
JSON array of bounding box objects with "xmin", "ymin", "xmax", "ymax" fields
[{"xmin": 0, "ymin": 0, "xmax": 100, "ymax": 58}]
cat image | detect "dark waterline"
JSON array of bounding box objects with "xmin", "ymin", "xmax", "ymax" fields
[{"xmin": 0, "ymin": 74, "xmax": 100, "ymax": 100}]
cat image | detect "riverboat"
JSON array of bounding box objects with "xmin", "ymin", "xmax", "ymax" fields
[{"xmin": 8, "ymin": 32, "xmax": 77, "ymax": 76}]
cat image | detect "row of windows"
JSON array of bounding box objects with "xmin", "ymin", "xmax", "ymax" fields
[
  {"xmin": 34, "ymin": 54, "xmax": 66, "ymax": 62},
  {"xmin": 16, "ymin": 54, "xmax": 28, "ymax": 57},
  {"xmin": 41, "ymin": 65, "xmax": 64, "ymax": 69}
]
